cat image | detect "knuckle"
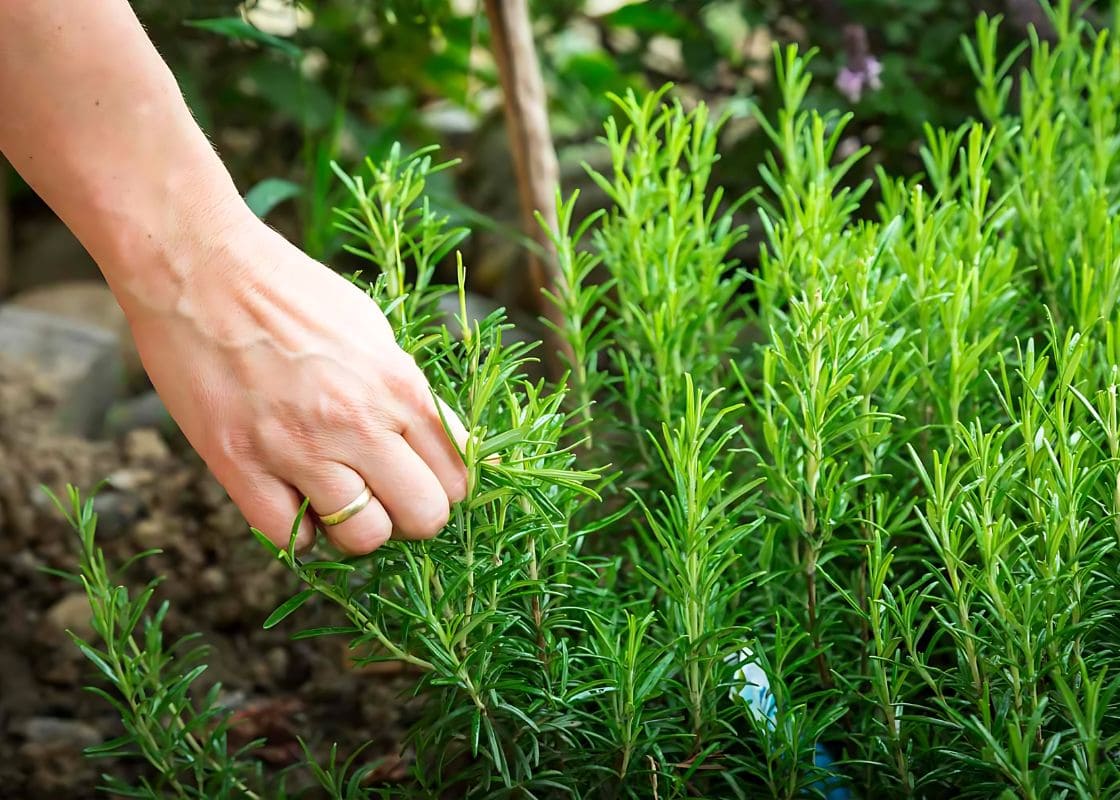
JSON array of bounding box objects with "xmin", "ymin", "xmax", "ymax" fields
[
  {"xmin": 254, "ymin": 415, "xmax": 294, "ymax": 453},
  {"xmin": 321, "ymin": 383, "xmax": 367, "ymax": 424},
  {"xmin": 259, "ymin": 391, "xmax": 363, "ymax": 463},
  {"xmin": 383, "ymin": 356, "xmax": 428, "ymax": 404},
  {"xmin": 257, "ymin": 415, "xmax": 346, "ymax": 469},
  {"xmin": 213, "ymin": 425, "xmax": 257, "ymax": 468}
]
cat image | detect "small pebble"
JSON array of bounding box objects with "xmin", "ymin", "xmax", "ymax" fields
[
  {"xmin": 105, "ymin": 467, "xmax": 153, "ymax": 491},
  {"xmin": 122, "ymin": 428, "xmax": 170, "ymax": 463},
  {"xmin": 266, "ymin": 646, "xmax": 289, "ymax": 680},
  {"xmin": 199, "ymin": 566, "xmax": 228, "ymax": 593},
  {"xmin": 133, "ymin": 517, "xmax": 173, "ymax": 548},
  {"xmin": 45, "ymin": 592, "xmax": 95, "ymax": 640}
]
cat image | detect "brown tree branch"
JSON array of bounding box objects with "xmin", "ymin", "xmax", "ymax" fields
[{"xmin": 483, "ymin": 0, "xmax": 572, "ymax": 374}]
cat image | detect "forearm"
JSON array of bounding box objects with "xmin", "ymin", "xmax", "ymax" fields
[{"xmin": 0, "ymin": 1, "xmax": 252, "ymax": 313}]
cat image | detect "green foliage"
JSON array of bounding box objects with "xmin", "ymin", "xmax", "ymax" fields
[
  {"xmin": 49, "ymin": 487, "xmax": 271, "ymax": 800},
  {"xmin": 185, "ymin": 16, "xmax": 303, "ymax": 59},
  {"xmin": 244, "ymin": 176, "xmax": 303, "ymax": 219},
  {"xmin": 66, "ymin": 4, "xmax": 1120, "ymax": 797},
  {"xmin": 131, "ymin": 0, "xmax": 1018, "ymax": 260},
  {"xmin": 584, "ymin": 85, "xmax": 751, "ymax": 454}
]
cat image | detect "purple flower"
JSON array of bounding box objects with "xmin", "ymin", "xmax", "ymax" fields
[
  {"xmin": 836, "ymin": 55, "xmax": 883, "ymax": 103},
  {"xmin": 836, "ymin": 24, "xmax": 883, "ymax": 103}
]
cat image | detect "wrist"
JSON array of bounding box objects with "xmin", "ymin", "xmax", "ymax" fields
[{"xmin": 98, "ymin": 164, "xmax": 258, "ymax": 321}]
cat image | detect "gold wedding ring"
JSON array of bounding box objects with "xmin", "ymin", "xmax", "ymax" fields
[{"xmin": 317, "ymin": 486, "xmax": 373, "ymax": 526}]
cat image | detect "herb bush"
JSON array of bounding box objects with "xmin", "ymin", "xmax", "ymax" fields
[{"xmin": 62, "ymin": 4, "xmax": 1120, "ymax": 798}]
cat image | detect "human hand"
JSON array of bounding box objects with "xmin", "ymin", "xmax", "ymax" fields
[
  {"xmin": 0, "ymin": 0, "xmax": 467, "ymax": 554},
  {"xmin": 119, "ymin": 212, "xmax": 468, "ymax": 554}
]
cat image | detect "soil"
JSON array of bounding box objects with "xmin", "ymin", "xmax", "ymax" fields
[{"xmin": 0, "ymin": 357, "xmax": 420, "ymax": 798}]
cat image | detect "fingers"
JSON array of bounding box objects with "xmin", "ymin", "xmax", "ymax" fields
[
  {"xmin": 225, "ymin": 355, "xmax": 467, "ymax": 556},
  {"xmin": 295, "ymin": 462, "xmax": 393, "ymax": 555},
  {"xmin": 224, "ymin": 470, "xmax": 316, "ymax": 551},
  {"xmin": 355, "ymin": 435, "xmax": 451, "ymax": 540},
  {"xmin": 402, "ymin": 396, "xmax": 469, "ymax": 504}
]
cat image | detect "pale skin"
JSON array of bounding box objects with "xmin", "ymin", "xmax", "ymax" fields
[{"xmin": 0, "ymin": 2, "xmax": 469, "ymax": 553}]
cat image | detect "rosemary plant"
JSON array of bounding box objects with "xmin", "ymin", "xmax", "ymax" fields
[{"xmin": 66, "ymin": 4, "xmax": 1120, "ymax": 797}]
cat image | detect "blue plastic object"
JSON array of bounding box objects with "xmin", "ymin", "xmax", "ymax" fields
[{"xmin": 729, "ymin": 648, "xmax": 852, "ymax": 800}]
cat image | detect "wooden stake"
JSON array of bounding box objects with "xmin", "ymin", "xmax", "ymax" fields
[{"xmin": 484, "ymin": 0, "xmax": 572, "ymax": 373}]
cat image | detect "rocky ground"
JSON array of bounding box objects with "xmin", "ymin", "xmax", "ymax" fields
[{"xmin": 0, "ymin": 281, "xmax": 419, "ymax": 797}]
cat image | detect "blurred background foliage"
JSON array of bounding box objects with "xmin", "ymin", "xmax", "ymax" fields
[{"xmin": 10, "ymin": 0, "xmax": 1038, "ymax": 302}]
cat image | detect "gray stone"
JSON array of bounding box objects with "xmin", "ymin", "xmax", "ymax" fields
[
  {"xmin": 20, "ymin": 716, "xmax": 101, "ymax": 749},
  {"xmin": 0, "ymin": 304, "xmax": 124, "ymax": 436},
  {"xmin": 91, "ymin": 487, "xmax": 145, "ymax": 539},
  {"xmin": 9, "ymin": 280, "xmax": 141, "ymax": 380},
  {"xmin": 104, "ymin": 390, "xmax": 174, "ymax": 438}
]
